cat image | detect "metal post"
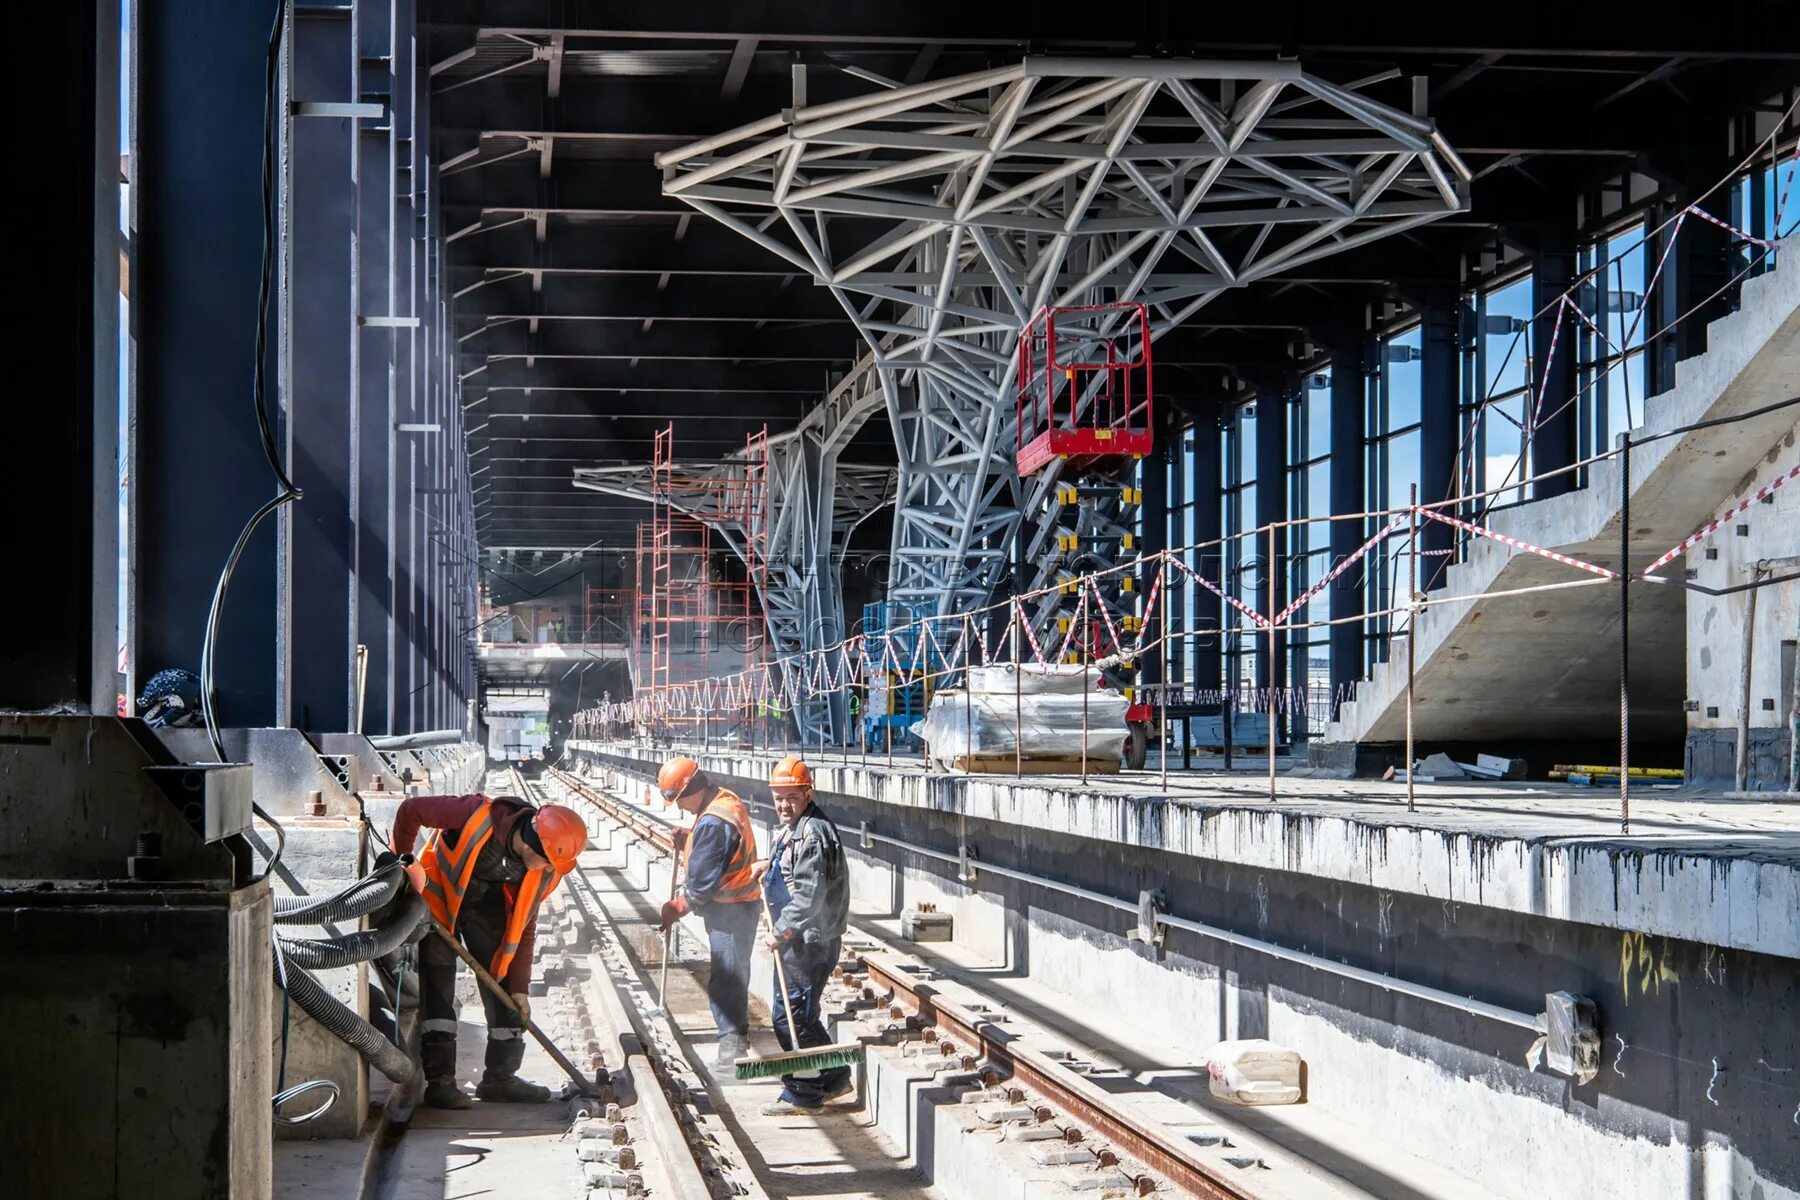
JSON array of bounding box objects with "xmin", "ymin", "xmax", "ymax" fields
[
  {"xmin": 1406, "ymin": 485, "xmax": 1418, "ymax": 812},
  {"xmin": 1081, "ymin": 602, "xmax": 1091, "ymax": 782},
  {"xmin": 964, "ymin": 614, "xmax": 974, "ymax": 771},
  {"xmin": 1619, "ymin": 432, "xmax": 1630, "ymax": 833},
  {"xmin": 1267, "ymin": 522, "xmax": 1278, "ymax": 803},
  {"xmin": 1013, "ymin": 609, "xmax": 1023, "ymax": 778},
  {"xmin": 1159, "ymin": 554, "xmax": 1170, "ymax": 791}
]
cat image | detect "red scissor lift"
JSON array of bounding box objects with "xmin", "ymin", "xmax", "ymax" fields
[{"xmin": 1015, "ymin": 302, "xmax": 1157, "ymax": 767}]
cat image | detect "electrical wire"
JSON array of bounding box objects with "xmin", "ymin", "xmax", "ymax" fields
[{"xmin": 195, "ymin": 3, "xmax": 300, "ymax": 886}]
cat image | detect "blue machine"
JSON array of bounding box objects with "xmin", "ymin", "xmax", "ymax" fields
[{"xmin": 861, "ymin": 601, "xmax": 936, "ymax": 750}]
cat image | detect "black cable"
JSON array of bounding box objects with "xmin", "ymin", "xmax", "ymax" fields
[{"xmin": 198, "ymin": 0, "xmax": 301, "ymax": 789}]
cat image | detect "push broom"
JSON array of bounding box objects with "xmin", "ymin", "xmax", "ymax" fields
[{"xmin": 733, "ymin": 890, "xmax": 865, "ymax": 1082}]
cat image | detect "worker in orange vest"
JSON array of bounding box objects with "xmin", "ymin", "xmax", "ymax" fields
[
  {"xmin": 656, "ymin": 757, "xmax": 762, "ymax": 1068},
  {"xmin": 392, "ymin": 793, "xmax": 587, "ymax": 1109}
]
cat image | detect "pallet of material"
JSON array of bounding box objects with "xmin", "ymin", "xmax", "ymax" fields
[{"xmin": 952, "ymin": 753, "xmax": 1122, "ymax": 775}]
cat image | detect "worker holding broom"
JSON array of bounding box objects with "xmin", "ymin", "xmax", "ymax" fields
[
  {"xmin": 390, "ymin": 793, "xmax": 587, "ymax": 1109},
  {"xmin": 656, "ymin": 757, "xmax": 763, "ymax": 1067},
  {"xmin": 749, "ymin": 755, "xmax": 855, "ymax": 1114}
]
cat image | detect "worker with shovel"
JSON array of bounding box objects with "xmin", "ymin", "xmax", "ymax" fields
[
  {"xmin": 656, "ymin": 757, "xmax": 763, "ymax": 1068},
  {"xmin": 391, "ymin": 793, "xmax": 588, "ymax": 1109},
  {"xmin": 751, "ymin": 755, "xmax": 854, "ymax": 1115}
]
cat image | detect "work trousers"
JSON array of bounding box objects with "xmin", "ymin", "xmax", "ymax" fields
[
  {"xmin": 419, "ymin": 895, "xmax": 527, "ymax": 1043},
  {"xmin": 771, "ymin": 937, "xmax": 851, "ymax": 1106},
  {"xmin": 702, "ymin": 899, "xmax": 760, "ymax": 1040}
]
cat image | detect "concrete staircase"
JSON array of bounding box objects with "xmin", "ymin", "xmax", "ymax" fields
[{"xmin": 1325, "ymin": 244, "xmax": 1800, "ymax": 746}]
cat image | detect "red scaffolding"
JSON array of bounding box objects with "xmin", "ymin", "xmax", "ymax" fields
[{"xmin": 630, "ymin": 424, "xmax": 769, "ymax": 742}]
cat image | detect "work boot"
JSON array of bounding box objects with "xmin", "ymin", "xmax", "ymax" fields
[
  {"xmin": 420, "ymin": 1033, "xmax": 471, "ymax": 1110},
  {"xmin": 714, "ymin": 1033, "xmax": 748, "ymax": 1069},
  {"xmin": 760, "ymin": 1096, "xmax": 823, "ymax": 1116},
  {"xmin": 476, "ymin": 1034, "xmax": 550, "ymax": 1103}
]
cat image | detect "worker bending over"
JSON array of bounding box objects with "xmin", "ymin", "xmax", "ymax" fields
[
  {"xmin": 656, "ymin": 757, "xmax": 761, "ymax": 1067},
  {"xmin": 756, "ymin": 755, "xmax": 853, "ymax": 1114},
  {"xmin": 391, "ymin": 793, "xmax": 586, "ymax": 1109}
]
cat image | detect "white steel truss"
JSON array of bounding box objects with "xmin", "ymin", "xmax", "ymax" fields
[
  {"xmin": 657, "ymin": 57, "xmax": 1470, "ymax": 620},
  {"xmin": 573, "ymin": 357, "xmax": 894, "ymax": 741}
]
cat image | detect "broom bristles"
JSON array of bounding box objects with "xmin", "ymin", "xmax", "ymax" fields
[{"xmin": 732, "ymin": 1041, "xmax": 866, "ymax": 1082}]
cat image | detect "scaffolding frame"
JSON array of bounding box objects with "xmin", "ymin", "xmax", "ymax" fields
[{"xmin": 631, "ymin": 425, "xmax": 770, "ymax": 743}]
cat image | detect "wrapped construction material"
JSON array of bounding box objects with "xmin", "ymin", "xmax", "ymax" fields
[
  {"xmin": 1205, "ymin": 1039, "xmax": 1304, "ymax": 1106},
  {"xmin": 964, "ymin": 662, "xmax": 1094, "ymax": 696},
  {"xmin": 911, "ymin": 688, "xmax": 1129, "ymax": 764}
]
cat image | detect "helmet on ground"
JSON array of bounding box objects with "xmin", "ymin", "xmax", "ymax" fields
[
  {"xmin": 657, "ymin": 757, "xmax": 705, "ymax": 802},
  {"xmin": 769, "ymin": 755, "xmax": 814, "ymax": 791},
  {"xmin": 528, "ymin": 805, "xmax": 586, "ymax": 872}
]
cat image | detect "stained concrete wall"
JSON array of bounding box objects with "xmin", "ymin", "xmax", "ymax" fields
[
  {"xmin": 576, "ymin": 743, "xmax": 1800, "ymax": 959},
  {"xmin": 577, "ymin": 748, "xmax": 1800, "ymax": 1200},
  {"xmin": 270, "ymin": 818, "xmax": 369, "ymax": 1140},
  {"xmin": 1, "ymin": 884, "xmax": 274, "ymax": 1200},
  {"xmin": 1684, "ymin": 422, "xmax": 1800, "ymax": 789}
]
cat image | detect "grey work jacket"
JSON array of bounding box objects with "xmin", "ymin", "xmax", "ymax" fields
[{"xmin": 770, "ymin": 800, "xmax": 850, "ymax": 951}]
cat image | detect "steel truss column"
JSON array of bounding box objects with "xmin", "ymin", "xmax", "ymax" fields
[
  {"xmin": 135, "ymin": 0, "xmax": 286, "ymax": 728},
  {"xmin": 282, "ymin": 3, "xmax": 358, "ymax": 732},
  {"xmin": 658, "ymin": 58, "xmax": 1470, "ymax": 640},
  {"xmin": 1255, "ymin": 377, "xmax": 1289, "ymax": 740},
  {"xmin": 1529, "ymin": 226, "xmax": 1579, "ymax": 501},
  {"xmin": 354, "ymin": 0, "xmax": 395, "ymax": 733},
  {"xmin": 1187, "ymin": 407, "xmax": 1226, "ymax": 697},
  {"xmin": 1417, "ymin": 291, "xmax": 1460, "ymax": 589},
  {"xmin": 575, "ymin": 360, "xmax": 893, "ymax": 744},
  {"xmin": 1327, "ymin": 335, "xmax": 1369, "ymax": 700}
]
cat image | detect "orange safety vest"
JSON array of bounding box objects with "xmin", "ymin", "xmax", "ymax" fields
[
  {"xmin": 699, "ymin": 789, "xmax": 761, "ymax": 905},
  {"xmin": 419, "ymin": 801, "xmax": 562, "ymax": 981}
]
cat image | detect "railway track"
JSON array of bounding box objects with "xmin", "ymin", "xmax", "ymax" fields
[
  {"xmin": 544, "ymin": 765, "xmax": 1263, "ymax": 1200},
  {"xmin": 513, "ymin": 770, "xmax": 771, "ymax": 1199}
]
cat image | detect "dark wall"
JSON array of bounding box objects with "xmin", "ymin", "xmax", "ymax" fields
[{"xmin": 591, "ymin": 749, "xmax": 1799, "ymax": 1185}]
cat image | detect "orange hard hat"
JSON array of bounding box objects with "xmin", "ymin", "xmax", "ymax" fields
[
  {"xmin": 657, "ymin": 757, "xmax": 705, "ymax": 802},
  {"xmin": 770, "ymin": 754, "xmax": 814, "ymax": 791},
  {"xmin": 529, "ymin": 805, "xmax": 587, "ymax": 872}
]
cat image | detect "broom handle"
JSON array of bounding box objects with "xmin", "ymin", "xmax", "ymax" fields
[
  {"xmin": 427, "ymin": 921, "xmax": 601, "ymax": 1095},
  {"xmin": 659, "ymin": 836, "xmax": 683, "ymax": 1008},
  {"xmin": 761, "ymin": 886, "xmax": 802, "ymax": 1048}
]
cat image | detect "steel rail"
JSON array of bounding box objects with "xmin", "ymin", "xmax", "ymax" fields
[
  {"xmin": 549, "ymin": 767, "xmax": 679, "ymax": 856},
  {"xmin": 857, "ymin": 949, "xmax": 1257, "ymax": 1200}
]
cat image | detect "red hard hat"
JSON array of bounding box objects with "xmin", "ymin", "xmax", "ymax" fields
[
  {"xmin": 770, "ymin": 754, "xmax": 814, "ymax": 791},
  {"xmin": 657, "ymin": 757, "xmax": 704, "ymax": 801},
  {"xmin": 530, "ymin": 805, "xmax": 586, "ymax": 872}
]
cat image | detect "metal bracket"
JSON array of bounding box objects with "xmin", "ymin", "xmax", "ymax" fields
[
  {"xmin": 958, "ymin": 843, "xmax": 977, "ymax": 885},
  {"xmin": 1126, "ymin": 888, "xmax": 1167, "ymax": 954},
  {"xmin": 143, "ymin": 763, "xmax": 253, "ymax": 843},
  {"xmin": 290, "ymin": 100, "xmax": 385, "ymax": 119},
  {"xmin": 859, "ymin": 820, "xmax": 874, "ymax": 851}
]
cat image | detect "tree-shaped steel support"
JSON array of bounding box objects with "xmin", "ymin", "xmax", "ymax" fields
[{"xmin": 658, "ymin": 58, "xmax": 1470, "ymax": 628}]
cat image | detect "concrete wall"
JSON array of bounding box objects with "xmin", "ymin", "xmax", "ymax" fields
[
  {"xmin": 576, "ymin": 743, "xmax": 1800, "ymax": 959},
  {"xmin": 1684, "ymin": 421, "xmax": 1800, "ymax": 789},
  {"xmin": 269, "ymin": 818, "xmax": 369, "ymax": 1140},
  {"xmin": 1, "ymin": 884, "xmax": 274, "ymax": 1200},
  {"xmin": 576, "ymin": 748, "xmax": 1800, "ymax": 1200}
]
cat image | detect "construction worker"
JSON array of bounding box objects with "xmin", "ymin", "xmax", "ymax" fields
[
  {"xmin": 656, "ymin": 757, "xmax": 762, "ymax": 1067},
  {"xmin": 753, "ymin": 755, "xmax": 853, "ymax": 1114},
  {"xmin": 391, "ymin": 793, "xmax": 587, "ymax": 1109}
]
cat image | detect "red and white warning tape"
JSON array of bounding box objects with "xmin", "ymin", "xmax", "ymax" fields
[
  {"xmin": 1273, "ymin": 514, "xmax": 1405, "ymax": 626},
  {"xmin": 1641, "ymin": 461, "xmax": 1799, "ymax": 574},
  {"xmin": 1416, "ymin": 506, "xmax": 1617, "ymax": 579},
  {"xmin": 1166, "ymin": 554, "xmax": 1272, "ymax": 628}
]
